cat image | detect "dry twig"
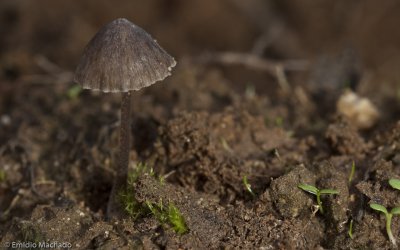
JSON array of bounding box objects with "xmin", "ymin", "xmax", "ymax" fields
[
  {"xmin": 192, "ymin": 51, "xmax": 309, "ymax": 93},
  {"xmin": 195, "ymin": 52, "xmax": 309, "ymax": 74}
]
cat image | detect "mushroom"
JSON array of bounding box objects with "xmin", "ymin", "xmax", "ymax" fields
[{"xmin": 74, "ymin": 18, "xmax": 176, "ymax": 218}]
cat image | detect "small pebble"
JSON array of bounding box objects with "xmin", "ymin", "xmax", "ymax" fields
[{"xmin": 337, "ymin": 90, "xmax": 379, "ymax": 129}]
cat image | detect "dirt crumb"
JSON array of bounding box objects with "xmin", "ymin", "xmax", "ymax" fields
[{"xmin": 270, "ymin": 164, "xmax": 316, "ymax": 218}]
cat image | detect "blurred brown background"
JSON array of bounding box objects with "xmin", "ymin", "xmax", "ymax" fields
[
  {"xmin": 1, "ymin": 0, "xmax": 400, "ymax": 104},
  {"xmin": 0, "ymin": 1, "xmax": 399, "ymax": 69}
]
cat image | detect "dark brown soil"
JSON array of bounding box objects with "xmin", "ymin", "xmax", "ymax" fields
[{"xmin": 2, "ymin": 1, "xmax": 400, "ymax": 249}]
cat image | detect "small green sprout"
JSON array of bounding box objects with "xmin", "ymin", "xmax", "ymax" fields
[
  {"xmin": 243, "ymin": 175, "xmax": 255, "ymax": 197},
  {"xmin": 146, "ymin": 200, "xmax": 188, "ymax": 235},
  {"xmin": 119, "ymin": 163, "xmax": 188, "ymax": 235},
  {"xmin": 20, "ymin": 223, "xmax": 43, "ymax": 244},
  {"xmin": 370, "ymin": 203, "xmax": 400, "ymax": 246},
  {"xmin": 298, "ymin": 183, "xmax": 339, "ymax": 214},
  {"xmin": 389, "ymin": 178, "xmax": 400, "ymax": 191},
  {"xmin": 119, "ymin": 162, "xmax": 150, "ymax": 219},
  {"xmin": 348, "ymin": 161, "xmax": 356, "ymax": 183},
  {"xmin": 348, "ymin": 219, "xmax": 354, "ymax": 239},
  {"xmin": 166, "ymin": 203, "xmax": 188, "ymax": 234},
  {"xmin": 119, "ymin": 188, "xmax": 144, "ymax": 219},
  {"xmin": 275, "ymin": 117, "xmax": 284, "ymax": 127},
  {"xmin": 220, "ymin": 138, "xmax": 233, "ymax": 153},
  {"xmin": 270, "ymin": 148, "xmax": 281, "ymax": 162},
  {"xmin": 0, "ymin": 170, "xmax": 6, "ymax": 183},
  {"xmin": 66, "ymin": 84, "xmax": 82, "ymax": 99}
]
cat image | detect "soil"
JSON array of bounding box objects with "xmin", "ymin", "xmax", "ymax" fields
[{"xmin": 2, "ymin": 1, "xmax": 400, "ymax": 249}]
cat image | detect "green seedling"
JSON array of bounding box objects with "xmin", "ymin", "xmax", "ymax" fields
[
  {"xmin": 243, "ymin": 175, "xmax": 255, "ymax": 197},
  {"xmin": 21, "ymin": 223, "xmax": 43, "ymax": 244},
  {"xmin": 275, "ymin": 117, "xmax": 284, "ymax": 127},
  {"xmin": 119, "ymin": 163, "xmax": 187, "ymax": 235},
  {"xmin": 119, "ymin": 163, "xmax": 150, "ymax": 219},
  {"xmin": 389, "ymin": 178, "xmax": 400, "ymax": 191},
  {"xmin": 298, "ymin": 183, "xmax": 339, "ymax": 214},
  {"xmin": 0, "ymin": 170, "xmax": 6, "ymax": 183},
  {"xmin": 348, "ymin": 161, "xmax": 356, "ymax": 183},
  {"xmin": 221, "ymin": 138, "xmax": 233, "ymax": 153},
  {"xmin": 146, "ymin": 200, "xmax": 188, "ymax": 235},
  {"xmin": 119, "ymin": 188, "xmax": 143, "ymax": 219},
  {"xmin": 269, "ymin": 148, "xmax": 281, "ymax": 162},
  {"xmin": 66, "ymin": 84, "xmax": 82, "ymax": 99},
  {"xmin": 370, "ymin": 203, "xmax": 400, "ymax": 246},
  {"xmin": 348, "ymin": 219, "xmax": 354, "ymax": 239}
]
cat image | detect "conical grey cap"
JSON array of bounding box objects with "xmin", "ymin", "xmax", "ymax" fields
[{"xmin": 74, "ymin": 18, "xmax": 176, "ymax": 93}]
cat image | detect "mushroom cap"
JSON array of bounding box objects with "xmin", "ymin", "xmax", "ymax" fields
[{"xmin": 74, "ymin": 18, "xmax": 176, "ymax": 93}]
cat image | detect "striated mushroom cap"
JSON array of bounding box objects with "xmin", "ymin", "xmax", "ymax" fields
[{"xmin": 74, "ymin": 18, "xmax": 176, "ymax": 93}]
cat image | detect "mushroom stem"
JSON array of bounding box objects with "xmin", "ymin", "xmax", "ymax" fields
[
  {"xmin": 117, "ymin": 91, "xmax": 132, "ymax": 187},
  {"xmin": 107, "ymin": 91, "xmax": 131, "ymax": 219}
]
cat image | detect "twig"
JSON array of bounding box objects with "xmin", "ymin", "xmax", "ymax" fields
[
  {"xmin": 193, "ymin": 51, "xmax": 308, "ymax": 93},
  {"xmin": 34, "ymin": 55, "xmax": 63, "ymax": 74},
  {"xmin": 19, "ymin": 55, "xmax": 73, "ymax": 85},
  {"xmin": 195, "ymin": 52, "xmax": 309, "ymax": 74},
  {"xmin": 275, "ymin": 64, "xmax": 290, "ymax": 93}
]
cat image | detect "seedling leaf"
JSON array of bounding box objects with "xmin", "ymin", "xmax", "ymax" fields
[
  {"xmin": 243, "ymin": 175, "xmax": 255, "ymax": 197},
  {"xmin": 128, "ymin": 162, "xmax": 149, "ymax": 185},
  {"xmin": 119, "ymin": 189, "xmax": 145, "ymax": 219},
  {"xmin": 167, "ymin": 203, "xmax": 188, "ymax": 235},
  {"xmin": 389, "ymin": 179, "xmax": 400, "ymax": 191},
  {"xmin": 370, "ymin": 203, "xmax": 398, "ymax": 246},
  {"xmin": 146, "ymin": 200, "xmax": 188, "ymax": 235},
  {"xmin": 391, "ymin": 207, "xmax": 400, "ymax": 215},
  {"xmin": 67, "ymin": 84, "xmax": 82, "ymax": 99},
  {"xmin": 348, "ymin": 219, "xmax": 354, "ymax": 239},
  {"xmin": 275, "ymin": 117, "xmax": 284, "ymax": 127},
  {"xmin": 221, "ymin": 138, "xmax": 233, "ymax": 153},
  {"xmin": 298, "ymin": 184, "xmax": 318, "ymax": 195},
  {"xmin": 119, "ymin": 164, "xmax": 152, "ymax": 219},
  {"xmin": 370, "ymin": 203, "xmax": 388, "ymax": 215},
  {"xmin": 320, "ymin": 189, "xmax": 339, "ymax": 195},
  {"xmin": 348, "ymin": 161, "xmax": 355, "ymax": 183},
  {"xmin": 0, "ymin": 170, "xmax": 5, "ymax": 183}
]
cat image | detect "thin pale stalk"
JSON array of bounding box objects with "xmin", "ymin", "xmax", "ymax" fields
[
  {"xmin": 386, "ymin": 213, "xmax": 397, "ymax": 246},
  {"xmin": 317, "ymin": 192, "xmax": 324, "ymax": 214}
]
